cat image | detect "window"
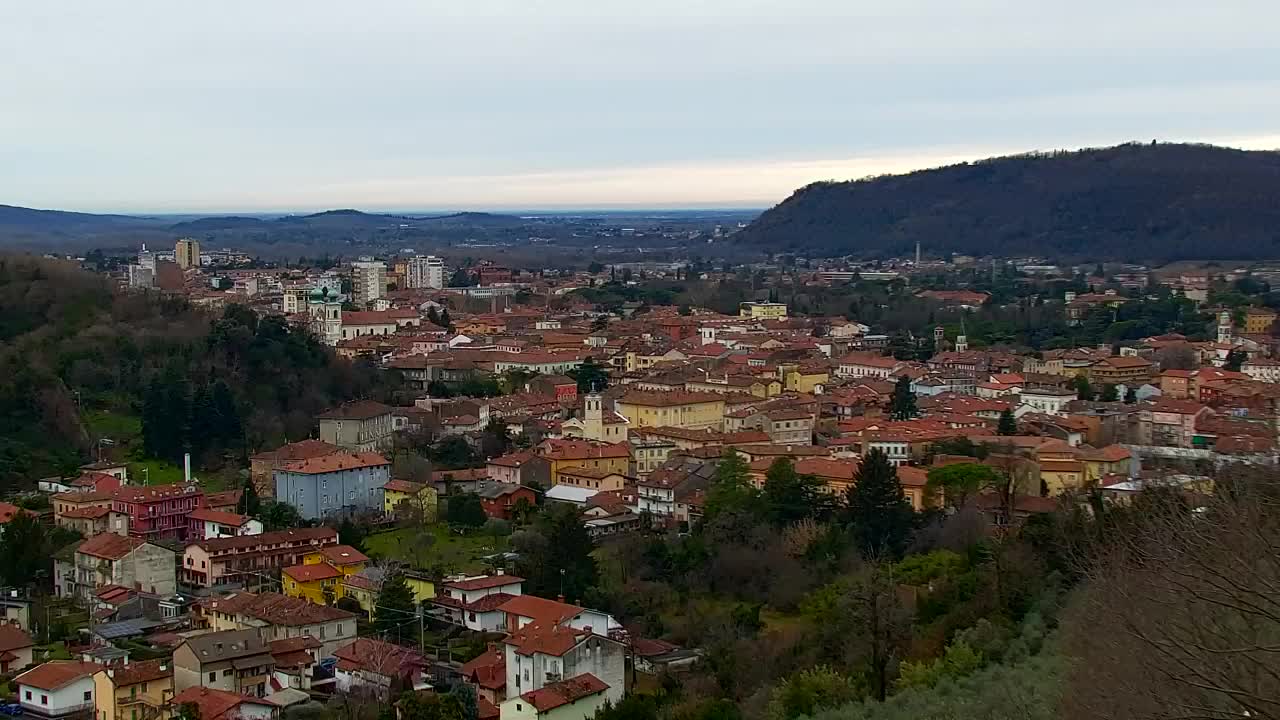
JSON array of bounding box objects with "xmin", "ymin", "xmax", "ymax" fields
[
  {"xmin": 24, "ymin": 691, "xmax": 30, "ymax": 701},
  {"xmin": 223, "ymin": 669, "xmax": 233, "ymax": 677},
  {"xmin": 84, "ymin": 691, "xmax": 92, "ymax": 702},
  {"xmin": 41, "ymin": 695, "xmax": 47, "ymax": 705},
  {"xmin": 209, "ymin": 672, "xmax": 217, "ymax": 682}
]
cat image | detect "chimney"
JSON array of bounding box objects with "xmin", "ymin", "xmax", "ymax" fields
[
  {"xmin": 184, "ymin": 453, "xmax": 192, "ymax": 483},
  {"xmin": 107, "ymin": 669, "xmax": 114, "ymax": 678}
]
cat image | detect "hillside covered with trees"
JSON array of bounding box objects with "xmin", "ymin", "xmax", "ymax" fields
[
  {"xmin": 0, "ymin": 254, "xmax": 393, "ymax": 488},
  {"xmin": 735, "ymin": 143, "xmax": 1280, "ymax": 262}
]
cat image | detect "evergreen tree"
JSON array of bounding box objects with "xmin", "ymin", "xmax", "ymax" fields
[
  {"xmin": 703, "ymin": 448, "xmax": 761, "ymax": 521},
  {"xmin": 997, "ymin": 408, "xmax": 1017, "ymax": 435},
  {"xmin": 1124, "ymin": 386, "xmax": 1138, "ymax": 403},
  {"xmin": 513, "ymin": 503, "xmax": 598, "ymax": 601},
  {"xmin": 439, "ymin": 308, "xmax": 453, "ymax": 331},
  {"xmin": 570, "ymin": 357, "xmax": 609, "ymax": 394},
  {"xmin": 762, "ymin": 458, "xmax": 825, "ymax": 525},
  {"xmin": 237, "ymin": 476, "xmax": 261, "ymax": 517},
  {"xmin": 445, "ymin": 493, "xmax": 487, "ymax": 529},
  {"xmin": 426, "ymin": 306, "xmax": 441, "ymax": 327},
  {"xmin": 1100, "ymin": 384, "xmax": 1119, "ymax": 402},
  {"xmin": 211, "ymin": 380, "xmax": 242, "ymax": 449},
  {"xmin": 374, "ymin": 571, "xmax": 417, "ymax": 637},
  {"xmin": 889, "ymin": 376, "xmax": 918, "ymax": 420},
  {"xmin": 845, "ymin": 448, "xmax": 914, "ymax": 559},
  {"xmin": 1071, "ymin": 374, "xmax": 1095, "ymax": 401},
  {"xmin": 1224, "ymin": 349, "xmax": 1248, "ymax": 372}
]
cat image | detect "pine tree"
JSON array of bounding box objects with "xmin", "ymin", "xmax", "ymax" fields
[
  {"xmin": 374, "ymin": 571, "xmax": 417, "ymax": 637},
  {"xmin": 237, "ymin": 476, "xmax": 261, "ymax": 517},
  {"xmin": 846, "ymin": 448, "xmax": 914, "ymax": 559},
  {"xmin": 211, "ymin": 380, "xmax": 242, "ymax": 450},
  {"xmin": 890, "ymin": 376, "xmax": 918, "ymax": 420},
  {"xmin": 762, "ymin": 458, "xmax": 824, "ymax": 525},
  {"xmin": 997, "ymin": 408, "xmax": 1017, "ymax": 435},
  {"xmin": 704, "ymin": 448, "xmax": 761, "ymax": 521},
  {"xmin": 439, "ymin": 308, "xmax": 453, "ymax": 331},
  {"xmin": 426, "ymin": 306, "xmax": 441, "ymax": 327}
]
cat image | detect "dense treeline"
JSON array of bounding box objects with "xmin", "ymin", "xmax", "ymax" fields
[
  {"xmin": 0, "ymin": 255, "xmax": 394, "ymax": 487},
  {"xmin": 736, "ymin": 143, "xmax": 1280, "ymax": 262}
]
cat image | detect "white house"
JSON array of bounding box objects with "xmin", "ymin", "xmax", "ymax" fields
[
  {"xmin": 187, "ymin": 509, "xmax": 262, "ymax": 540},
  {"xmin": 1242, "ymin": 357, "xmax": 1280, "ymax": 383},
  {"xmin": 1017, "ymin": 388, "xmax": 1077, "ymax": 416},
  {"xmin": 501, "ymin": 674, "xmax": 610, "ymax": 720},
  {"xmin": 16, "ymin": 661, "xmax": 97, "ymax": 718},
  {"xmin": 503, "ymin": 621, "xmax": 625, "ymax": 708},
  {"xmin": 835, "ymin": 354, "xmax": 899, "ymax": 379},
  {"xmin": 428, "ymin": 574, "xmax": 525, "ymax": 632},
  {"xmin": 332, "ymin": 637, "xmax": 430, "ymax": 696}
]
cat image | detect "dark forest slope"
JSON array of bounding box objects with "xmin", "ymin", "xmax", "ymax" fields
[{"xmin": 735, "ymin": 143, "xmax": 1280, "ymax": 261}]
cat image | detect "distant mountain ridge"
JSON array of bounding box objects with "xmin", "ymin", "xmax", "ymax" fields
[{"xmin": 734, "ymin": 143, "xmax": 1280, "ymax": 262}]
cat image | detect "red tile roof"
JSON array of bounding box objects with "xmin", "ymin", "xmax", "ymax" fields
[
  {"xmin": 204, "ymin": 591, "xmax": 355, "ymax": 626},
  {"xmin": 333, "ymin": 637, "xmax": 424, "ymax": 677},
  {"xmin": 280, "ymin": 451, "xmax": 389, "ymax": 474},
  {"xmin": 98, "ymin": 658, "xmax": 171, "ymax": 686},
  {"xmin": 0, "ymin": 624, "xmax": 32, "ymax": 654},
  {"xmin": 315, "ymin": 400, "xmax": 394, "ymax": 420},
  {"xmin": 196, "ymin": 526, "xmax": 336, "ymax": 553},
  {"xmin": 16, "ymin": 661, "xmax": 98, "ymax": 690},
  {"xmin": 318, "ymin": 545, "xmax": 370, "ymax": 565},
  {"xmin": 77, "ymin": 533, "xmax": 147, "ymax": 560},
  {"xmin": 521, "ymin": 673, "xmax": 609, "ymax": 712},
  {"xmin": 446, "ymin": 575, "xmax": 525, "ymax": 592},
  {"xmin": 384, "ymin": 479, "xmax": 427, "ymax": 494},
  {"xmin": 282, "ymin": 563, "xmax": 344, "ymax": 583},
  {"xmin": 113, "ymin": 483, "xmax": 202, "ymax": 504},
  {"xmin": 171, "ymin": 687, "xmax": 266, "ymax": 720},
  {"xmin": 497, "ymin": 595, "xmax": 583, "ymax": 625}
]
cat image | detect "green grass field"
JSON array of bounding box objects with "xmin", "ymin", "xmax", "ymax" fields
[
  {"xmin": 128, "ymin": 458, "xmax": 186, "ymax": 485},
  {"xmin": 365, "ymin": 524, "xmax": 509, "ymax": 575}
]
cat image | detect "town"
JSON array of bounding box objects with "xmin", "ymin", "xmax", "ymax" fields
[{"xmin": 1, "ymin": 237, "xmax": 1277, "ymax": 720}]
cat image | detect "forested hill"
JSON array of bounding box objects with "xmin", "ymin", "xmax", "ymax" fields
[
  {"xmin": 0, "ymin": 255, "xmax": 393, "ymax": 488},
  {"xmin": 735, "ymin": 143, "xmax": 1280, "ymax": 262}
]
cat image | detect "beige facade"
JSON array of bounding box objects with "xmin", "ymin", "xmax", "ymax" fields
[{"xmin": 93, "ymin": 659, "xmax": 174, "ymax": 720}]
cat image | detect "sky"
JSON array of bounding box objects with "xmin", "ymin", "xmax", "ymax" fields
[{"xmin": 2, "ymin": 0, "xmax": 1279, "ymax": 213}]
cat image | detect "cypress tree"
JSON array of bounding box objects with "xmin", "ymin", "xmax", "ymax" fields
[{"xmin": 846, "ymin": 448, "xmax": 914, "ymax": 559}]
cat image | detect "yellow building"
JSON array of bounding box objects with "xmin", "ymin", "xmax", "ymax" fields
[
  {"xmin": 739, "ymin": 302, "xmax": 788, "ymax": 320},
  {"xmin": 615, "ymin": 390, "xmax": 725, "ymax": 432},
  {"xmin": 282, "ymin": 563, "xmax": 345, "ymax": 605},
  {"xmin": 780, "ymin": 364, "xmax": 829, "ymax": 394},
  {"xmin": 1034, "ymin": 440, "xmax": 1085, "ymax": 495},
  {"xmin": 556, "ymin": 467, "xmax": 630, "ymax": 492},
  {"xmin": 1079, "ymin": 445, "xmax": 1133, "ymax": 483},
  {"xmin": 93, "ymin": 658, "xmax": 174, "ymax": 720},
  {"xmin": 536, "ymin": 439, "xmax": 632, "ymax": 485},
  {"xmin": 404, "ymin": 571, "xmax": 436, "ymax": 603},
  {"xmin": 381, "ymin": 480, "xmax": 438, "ymax": 521},
  {"xmin": 1245, "ymin": 307, "xmax": 1278, "ymax": 334},
  {"xmin": 302, "ymin": 545, "xmax": 370, "ymax": 577}
]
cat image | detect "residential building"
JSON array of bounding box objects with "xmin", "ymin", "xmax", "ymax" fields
[
  {"xmin": 1242, "ymin": 357, "xmax": 1280, "ymax": 384},
  {"xmin": 615, "ymin": 391, "xmax": 725, "ymax": 432},
  {"xmin": 198, "ymin": 591, "xmax": 356, "ymax": 659},
  {"xmin": 738, "ymin": 302, "xmax": 788, "ymax": 320},
  {"xmin": 429, "ymin": 574, "xmax": 525, "ymax": 632},
  {"xmin": 316, "ymin": 401, "xmax": 395, "ymax": 452},
  {"xmin": 1158, "ymin": 369, "xmax": 1194, "ymax": 399},
  {"xmin": 53, "ymin": 491, "xmax": 129, "ymax": 537},
  {"xmin": 486, "ymin": 452, "xmax": 552, "ymax": 488},
  {"xmin": 502, "ymin": 674, "xmax": 610, "ymax": 720},
  {"xmin": 1089, "ymin": 355, "xmax": 1154, "ymax": 387},
  {"xmin": 168, "ymin": 687, "xmax": 276, "ymax": 720},
  {"xmin": 754, "ymin": 409, "xmax": 814, "ymax": 445},
  {"xmin": 182, "ymin": 527, "xmax": 338, "ymax": 589},
  {"xmin": 553, "ymin": 468, "xmax": 629, "ymax": 493},
  {"xmin": 273, "ymin": 451, "xmax": 390, "ymax": 521},
  {"xmin": 1035, "ymin": 440, "xmax": 1086, "ymax": 494},
  {"xmin": 332, "ymin": 637, "xmax": 429, "ymax": 696},
  {"xmin": 281, "ymin": 564, "xmax": 344, "ymax": 605},
  {"xmin": 187, "ymin": 509, "xmax": 262, "ymax": 541},
  {"xmin": 173, "ymin": 632, "xmax": 275, "ymax": 697},
  {"xmin": 1017, "ymin": 388, "xmax": 1076, "ymax": 416},
  {"xmin": 1244, "ymin": 307, "xmax": 1278, "ymax": 334},
  {"xmin": 0, "ymin": 624, "xmax": 34, "ymax": 673},
  {"xmin": 174, "ymin": 239, "xmax": 201, "ymax": 269},
  {"xmin": 382, "ymin": 479, "xmax": 438, "ymax": 521},
  {"xmin": 58, "ymin": 534, "xmax": 176, "ymax": 602},
  {"xmin": 497, "ymin": 596, "xmax": 619, "ymax": 636},
  {"xmin": 16, "ymin": 661, "xmax": 98, "ymax": 719},
  {"xmin": 835, "ymin": 353, "xmax": 900, "ymax": 379},
  {"xmin": 269, "ymin": 637, "xmax": 321, "ymax": 691},
  {"xmin": 249, "ymin": 440, "xmax": 342, "ymax": 498},
  {"xmin": 351, "ymin": 260, "xmax": 387, "ymax": 305},
  {"xmin": 92, "ymin": 658, "xmax": 174, "ymax": 720},
  {"xmin": 112, "ymin": 484, "xmax": 204, "ymax": 543},
  {"xmin": 535, "ymin": 440, "xmax": 631, "ymax": 486},
  {"xmin": 503, "ymin": 620, "xmax": 625, "ymax": 707},
  {"xmin": 476, "ymin": 483, "xmax": 539, "ymax": 521},
  {"xmin": 301, "ymin": 545, "xmax": 369, "ymax": 577},
  {"xmin": 406, "ymin": 255, "xmax": 446, "ymax": 289}
]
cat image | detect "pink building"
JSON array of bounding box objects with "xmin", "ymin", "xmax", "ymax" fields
[{"xmin": 113, "ymin": 483, "xmax": 204, "ymax": 542}]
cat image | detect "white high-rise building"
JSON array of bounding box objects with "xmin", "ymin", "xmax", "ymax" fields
[
  {"xmin": 406, "ymin": 255, "xmax": 446, "ymax": 289},
  {"xmin": 351, "ymin": 260, "xmax": 387, "ymax": 305}
]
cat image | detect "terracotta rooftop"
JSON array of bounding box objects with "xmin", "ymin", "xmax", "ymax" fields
[
  {"xmin": 333, "ymin": 637, "xmax": 424, "ymax": 677},
  {"xmin": 445, "ymin": 574, "xmax": 524, "ymax": 592},
  {"xmin": 384, "ymin": 479, "xmax": 427, "ymax": 494},
  {"xmin": 97, "ymin": 658, "xmax": 171, "ymax": 686},
  {"xmin": 282, "ymin": 563, "xmax": 344, "ymax": 583},
  {"xmin": 496, "ymin": 595, "xmax": 583, "ymax": 625},
  {"xmin": 171, "ymin": 687, "xmax": 266, "ymax": 720},
  {"xmin": 188, "ymin": 508, "xmax": 251, "ymax": 526},
  {"xmin": 113, "ymin": 483, "xmax": 202, "ymax": 503},
  {"xmin": 77, "ymin": 533, "xmax": 147, "ymax": 560},
  {"xmin": 318, "ymin": 545, "xmax": 370, "ymax": 565},
  {"xmin": 617, "ymin": 390, "xmax": 724, "ymax": 407},
  {"xmin": 16, "ymin": 661, "xmax": 99, "ymax": 691},
  {"xmin": 521, "ymin": 673, "xmax": 609, "ymax": 712},
  {"xmin": 195, "ymin": 526, "xmax": 337, "ymax": 553},
  {"xmin": 204, "ymin": 591, "xmax": 355, "ymax": 626},
  {"xmin": 279, "ymin": 450, "xmax": 389, "ymax": 474},
  {"xmin": 251, "ymin": 439, "xmax": 342, "ymax": 464}
]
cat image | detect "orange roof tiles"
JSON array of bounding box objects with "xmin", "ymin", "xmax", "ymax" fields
[
  {"xmin": 283, "ymin": 563, "xmax": 344, "ymax": 583},
  {"xmin": 521, "ymin": 673, "xmax": 609, "ymax": 711},
  {"xmin": 77, "ymin": 533, "xmax": 147, "ymax": 560},
  {"xmin": 280, "ymin": 451, "xmax": 389, "ymax": 474}
]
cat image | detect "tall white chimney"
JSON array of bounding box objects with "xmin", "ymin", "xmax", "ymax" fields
[{"xmin": 184, "ymin": 453, "xmax": 192, "ymax": 483}]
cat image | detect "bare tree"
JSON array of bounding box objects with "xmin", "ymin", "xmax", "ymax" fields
[{"xmin": 1061, "ymin": 472, "xmax": 1280, "ymax": 719}]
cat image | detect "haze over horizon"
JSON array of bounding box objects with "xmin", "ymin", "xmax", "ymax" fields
[{"xmin": 4, "ymin": 1, "xmax": 1279, "ymax": 213}]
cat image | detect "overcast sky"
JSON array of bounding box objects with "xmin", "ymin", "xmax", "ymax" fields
[{"xmin": 2, "ymin": 0, "xmax": 1278, "ymax": 213}]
